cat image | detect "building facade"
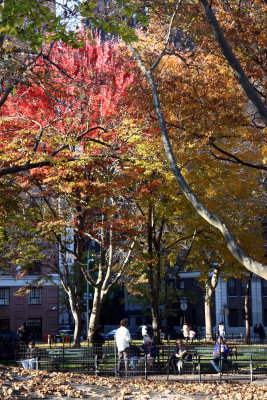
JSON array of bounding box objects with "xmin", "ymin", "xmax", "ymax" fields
[{"xmin": 0, "ymin": 268, "xmax": 59, "ymax": 339}]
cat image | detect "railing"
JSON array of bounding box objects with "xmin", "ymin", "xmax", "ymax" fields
[{"xmin": 13, "ymin": 342, "xmax": 267, "ymax": 382}]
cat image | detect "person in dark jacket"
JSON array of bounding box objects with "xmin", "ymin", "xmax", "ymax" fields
[
  {"xmin": 139, "ymin": 336, "xmax": 159, "ymax": 368},
  {"xmin": 92, "ymin": 327, "xmax": 105, "ymax": 368},
  {"xmin": 22, "ymin": 342, "xmax": 39, "ymax": 369},
  {"xmin": 169, "ymin": 339, "xmax": 188, "ymax": 374},
  {"xmin": 257, "ymin": 323, "xmax": 265, "ymax": 344},
  {"xmin": 129, "ymin": 344, "xmax": 141, "ymax": 371}
]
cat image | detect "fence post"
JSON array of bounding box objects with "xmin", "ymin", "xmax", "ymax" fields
[
  {"xmin": 250, "ymin": 355, "xmax": 253, "ymax": 382},
  {"xmin": 144, "ymin": 354, "xmax": 147, "ymax": 380},
  {"xmin": 62, "ymin": 337, "xmax": 65, "ymax": 372},
  {"xmin": 94, "ymin": 354, "xmax": 98, "ymax": 376},
  {"xmin": 114, "ymin": 341, "xmax": 117, "ymax": 377},
  {"xmin": 198, "ymin": 355, "xmax": 201, "ymax": 383},
  {"xmin": 166, "ymin": 343, "xmax": 170, "ymax": 381}
]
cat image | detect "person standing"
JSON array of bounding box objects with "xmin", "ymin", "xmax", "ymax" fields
[
  {"xmin": 257, "ymin": 323, "xmax": 265, "ymax": 344},
  {"xmin": 218, "ymin": 321, "xmax": 225, "ymax": 340},
  {"xmin": 182, "ymin": 323, "xmax": 189, "ymax": 343},
  {"xmin": 92, "ymin": 327, "xmax": 105, "ymax": 370},
  {"xmin": 115, "ymin": 319, "xmax": 131, "ymax": 377},
  {"xmin": 253, "ymin": 324, "xmax": 258, "ymax": 340},
  {"xmin": 189, "ymin": 327, "xmax": 196, "ymax": 344}
]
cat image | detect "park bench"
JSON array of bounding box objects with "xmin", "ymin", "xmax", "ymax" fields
[{"xmin": 40, "ymin": 348, "xmax": 96, "ymax": 372}]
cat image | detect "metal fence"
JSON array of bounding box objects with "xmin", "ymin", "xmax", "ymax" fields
[{"xmin": 14, "ymin": 341, "xmax": 267, "ymax": 382}]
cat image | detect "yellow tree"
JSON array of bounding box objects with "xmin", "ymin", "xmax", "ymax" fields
[{"xmin": 126, "ymin": 8, "xmax": 267, "ymax": 279}]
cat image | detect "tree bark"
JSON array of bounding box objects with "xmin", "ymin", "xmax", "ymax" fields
[
  {"xmin": 88, "ymin": 286, "xmax": 104, "ymax": 342},
  {"xmin": 204, "ymin": 268, "xmax": 220, "ymax": 341},
  {"xmin": 204, "ymin": 286, "xmax": 213, "ymax": 341}
]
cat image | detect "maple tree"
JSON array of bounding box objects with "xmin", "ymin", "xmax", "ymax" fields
[{"xmin": 0, "ymin": 33, "xmax": 143, "ymax": 346}]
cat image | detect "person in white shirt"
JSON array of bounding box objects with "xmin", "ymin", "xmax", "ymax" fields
[{"xmin": 115, "ymin": 319, "xmax": 131, "ymax": 376}]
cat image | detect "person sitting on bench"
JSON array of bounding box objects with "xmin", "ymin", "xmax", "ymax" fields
[
  {"xmin": 22, "ymin": 341, "xmax": 39, "ymax": 370},
  {"xmin": 210, "ymin": 337, "xmax": 230, "ymax": 374},
  {"xmin": 169, "ymin": 339, "xmax": 188, "ymax": 374},
  {"xmin": 139, "ymin": 336, "xmax": 159, "ymax": 368}
]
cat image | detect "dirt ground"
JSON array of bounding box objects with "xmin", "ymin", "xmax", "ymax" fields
[{"xmin": 0, "ymin": 366, "xmax": 266, "ymax": 400}]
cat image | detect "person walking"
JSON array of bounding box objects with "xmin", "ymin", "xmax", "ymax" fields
[{"xmin": 115, "ymin": 319, "xmax": 131, "ymax": 377}]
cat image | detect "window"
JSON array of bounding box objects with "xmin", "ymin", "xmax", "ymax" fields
[
  {"xmin": 28, "ymin": 262, "xmax": 42, "ymax": 275},
  {"xmin": 0, "ymin": 288, "xmax": 10, "ymax": 305},
  {"xmin": 228, "ymin": 308, "xmax": 238, "ymax": 327},
  {"xmin": 28, "ymin": 318, "xmax": 42, "ymax": 339},
  {"xmin": 28, "ymin": 288, "xmax": 42, "ymax": 305},
  {"xmin": 180, "ymin": 280, "xmax": 185, "ymax": 290},
  {"xmin": 262, "ymin": 280, "xmax": 267, "ymax": 296},
  {"xmin": 228, "ymin": 279, "xmax": 237, "ymax": 296},
  {"xmin": 0, "ymin": 319, "xmax": 10, "ymax": 331}
]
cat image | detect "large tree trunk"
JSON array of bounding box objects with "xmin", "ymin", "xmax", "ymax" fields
[
  {"xmin": 68, "ymin": 286, "xmax": 82, "ymax": 348},
  {"xmin": 129, "ymin": 44, "xmax": 267, "ymax": 280},
  {"xmin": 88, "ymin": 286, "xmax": 104, "ymax": 342},
  {"xmin": 204, "ymin": 268, "xmax": 220, "ymax": 341},
  {"xmin": 204, "ymin": 285, "xmax": 213, "ymax": 341}
]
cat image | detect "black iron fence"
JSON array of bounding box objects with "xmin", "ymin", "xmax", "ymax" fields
[{"xmin": 13, "ymin": 341, "xmax": 267, "ymax": 382}]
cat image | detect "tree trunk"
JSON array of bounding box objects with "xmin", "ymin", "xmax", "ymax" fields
[
  {"xmin": 68, "ymin": 286, "xmax": 82, "ymax": 348},
  {"xmin": 88, "ymin": 286, "xmax": 104, "ymax": 342},
  {"xmin": 204, "ymin": 268, "xmax": 220, "ymax": 341},
  {"xmin": 204, "ymin": 285, "xmax": 213, "ymax": 341},
  {"xmin": 150, "ymin": 286, "xmax": 161, "ymax": 344}
]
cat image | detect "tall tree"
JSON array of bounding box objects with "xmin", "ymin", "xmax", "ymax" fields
[
  {"xmin": 126, "ymin": 9, "xmax": 267, "ymax": 279},
  {"xmin": 0, "ymin": 33, "xmax": 141, "ymax": 346}
]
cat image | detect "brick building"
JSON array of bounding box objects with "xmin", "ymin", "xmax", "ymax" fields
[{"xmin": 0, "ymin": 267, "xmax": 59, "ymax": 339}]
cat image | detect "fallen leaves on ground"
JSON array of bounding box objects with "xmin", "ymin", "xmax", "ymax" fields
[{"xmin": 0, "ymin": 367, "xmax": 266, "ymax": 400}]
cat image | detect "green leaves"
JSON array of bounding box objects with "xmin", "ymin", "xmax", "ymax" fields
[{"xmin": 0, "ymin": 0, "xmax": 147, "ymax": 51}]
